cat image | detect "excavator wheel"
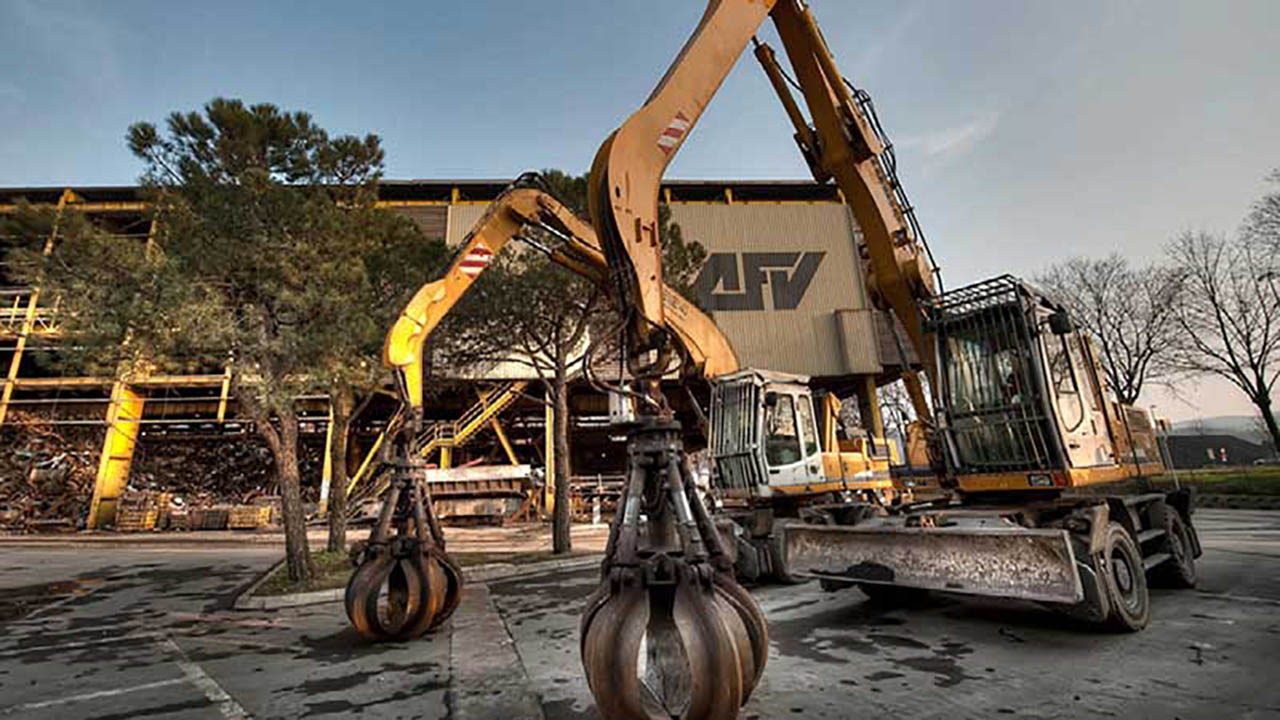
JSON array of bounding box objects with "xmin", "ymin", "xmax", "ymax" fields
[
  {"xmin": 1153, "ymin": 511, "xmax": 1197, "ymax": 589},
  {"xmin": 1100, "ymin": 522, "xmax": 1151, "ymax": 632},
  {"xmin": 766, "ymin": 531, "xmax": 806, "ymax": 585}
]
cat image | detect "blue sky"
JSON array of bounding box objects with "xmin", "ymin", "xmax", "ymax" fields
[{"xmin": 2, "ymin": 0, "xmax": 1278, "ymax": 420}]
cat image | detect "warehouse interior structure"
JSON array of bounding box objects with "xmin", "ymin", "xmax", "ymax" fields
[{"xmin": 0, "ymin": 179, "xmax": 917, "ymax": 529}]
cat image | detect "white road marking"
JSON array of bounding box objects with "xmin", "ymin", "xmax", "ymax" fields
[
  {"xmin": 0, "ymin": 631, "xmax": 161, "ymax": 659},
  {"xmin": 0, "ymin": 677, "xmax": 189, "ymax": 715},
  {"xmin": 161, "ymin": 636, "xmax": 252, "ymax": 719}
]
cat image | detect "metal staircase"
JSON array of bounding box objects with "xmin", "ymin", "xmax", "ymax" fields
[{"xmin": 347, "ymin": 380, "xmax": 529, "ymax": 508}]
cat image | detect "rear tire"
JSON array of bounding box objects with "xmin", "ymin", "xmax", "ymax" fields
[
  {"xmin": 1154, "ymin": 511, "xmax": 1197, "ymax": 589},
  {"xmin": 1100, "ymin": 522, "xmax": 1150, "ymax": 632}
]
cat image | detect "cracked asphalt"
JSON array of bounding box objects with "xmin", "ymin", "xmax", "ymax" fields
[{"xmin": 0, "ymin": 509, "xmax": 1277, "ymax": 719}]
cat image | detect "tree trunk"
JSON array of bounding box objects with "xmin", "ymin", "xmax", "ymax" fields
[
  {"xmin": 1256, "ymin": 394, "xmax": 1280, "ymax": 454},
  {"xmin": 261, "ymin": 405, "xmax": 314, "ymax": 584},
  {"xmin": 552, "ymin": 369, "xmax": 572, "ymax": 555},
  {"xmin": 326, "ymin": 387, "xmax": 354, "ymax": 554}
]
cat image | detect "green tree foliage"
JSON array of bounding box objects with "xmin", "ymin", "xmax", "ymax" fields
[{"xmin": 19, "ymin": 99, "xmax": 447, "ymax": 580}]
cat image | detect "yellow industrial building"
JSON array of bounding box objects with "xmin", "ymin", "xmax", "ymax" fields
[{"xmin": 0, "ymin": 179, "xmax": 914, "ymax": 528}]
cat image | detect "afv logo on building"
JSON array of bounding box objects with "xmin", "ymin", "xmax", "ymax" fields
[{"xmin": 693, "ymin": 252, "xmax": 826, "ymax": 311}]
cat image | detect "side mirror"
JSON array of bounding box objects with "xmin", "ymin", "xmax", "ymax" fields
[{"xmin": 1048, "ymin": 309, "xmax": 1074, "ymax": 335}]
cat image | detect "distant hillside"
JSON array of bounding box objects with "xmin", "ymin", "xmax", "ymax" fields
[{"xmin": 1169, "ymin": 415, "xmax": 1266, "ymax": 442}]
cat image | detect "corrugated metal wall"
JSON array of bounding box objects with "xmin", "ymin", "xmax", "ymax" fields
[
  {"xmin": 397, "ymin": 205, "xmax": 448, "ymax": 242},
  {"xmin": 670, "ymin": 203, "xmax": 880, "ymax": 378},
  {"xmin": 446, "ymin": 205, "xmax": 488, "ymax": 246},
  {"xmin": 438, "ymin": 200, "xmax": 884, "ymax": 380}
]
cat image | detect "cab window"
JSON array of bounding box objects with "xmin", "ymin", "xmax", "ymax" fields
[
  {"xmin": 796, "ymin": 397, "xmax": 819, "ymax": 457},
  {"xmin": 764, "ymin": 392, "xmax": 802, "ymax": 467}
]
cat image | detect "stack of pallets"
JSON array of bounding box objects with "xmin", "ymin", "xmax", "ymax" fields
[
  {"xmin": 115, "ymin": 491, "xmax": 171, "ymax": 532},
  {"xmin": 228, "ymin": 505, "xmax": 273, "ymax": 530},
  {"xmin": 189, "ymin": 507, "xmax": 230, "ymax": 530}
]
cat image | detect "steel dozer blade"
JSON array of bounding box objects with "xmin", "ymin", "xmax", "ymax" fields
[{"xmin": 783, "ymin": 518, "xmax": 1084, "ymax": 604}]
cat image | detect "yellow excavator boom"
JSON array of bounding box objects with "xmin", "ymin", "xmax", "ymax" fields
[
  {"xmin": 588, "ymin": 0, "xmax": 937, "ymax": 418},
  {"xmin": 382, "ymin": 182, "xmax": 739, "ymax": 420}
]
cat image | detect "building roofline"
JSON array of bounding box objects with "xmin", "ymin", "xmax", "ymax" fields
[{"xmin": 1, "ymin": 178, "xmax": 840, "ymax": 208}]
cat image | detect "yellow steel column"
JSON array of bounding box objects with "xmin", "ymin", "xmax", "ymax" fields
[
  {"xmin": 439, "ymin": 445, "xmax": 452, "ymax": 469},
  {"xmin": 87, "ymin": 382, "xmax": 145, "ymax": 529},
  {"xmin": 318, "ymin": 401, "xmax": 335, "ymax": 516},
  {"xmin": 543, "ymin": 387, "xmax": 555, "ymax": 514},
  {"xmin": 0, "ymin": 190, "xmax": 72, "ymax": 425},
  {"xmin": 215, "ymin": 367, "xmax": 231, "ymax": 423},
  {"xmin": 861, "ymin": 375, "xmax": 885, "ymax": 440}
]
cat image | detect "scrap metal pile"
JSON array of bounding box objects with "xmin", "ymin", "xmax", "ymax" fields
[
  {"xmin": 130, "ymin": 436, "xmax": 324, "ymax": 506},
  {"xmin": 0, "ymin": 413, "xmax": 98, "ymax": 531},
  {"xmin": 0, "ymin": 418, "xmax": 323, "ymax": 532}
]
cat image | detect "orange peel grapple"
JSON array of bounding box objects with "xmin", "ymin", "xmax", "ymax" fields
[
  {"xmin": 344, "ymin": 441, "xmax": 462, "ymax": 641},
  {"xmin": 580, "ymin": 418, "xmax": 768, "ymax": 719}
]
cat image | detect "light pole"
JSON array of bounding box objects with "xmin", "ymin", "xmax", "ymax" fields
[{"xmin": 1150, "ymin": 404, "xmax": 1180, "ymax": 488}]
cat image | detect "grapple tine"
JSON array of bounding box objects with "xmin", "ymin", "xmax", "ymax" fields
[
  {"xmin": 712, "ymin": 576, "xmax": 768, "ymax": 699},
  {"xmin": 582, "ymin": 580, "xmax": 653, "ymax": 720},
  {"xmin": 428, "ymin": 549, "xmax": 465, "ymax": 631},
  {"xmin": 670, "ymin": 576, "xmax": 743, "ymax": 720}
]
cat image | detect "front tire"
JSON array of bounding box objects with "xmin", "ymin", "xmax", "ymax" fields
[
  {"xmin": 767, "ymin": 531, "xmax": 805, "ymax": 585},
  {"xmin": 1100, "ymin": 522, "xmax": 1150, "ymax": 632}
]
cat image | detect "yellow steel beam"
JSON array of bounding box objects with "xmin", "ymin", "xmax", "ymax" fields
[
  {"xmin": 318, "ymin": 401, "xmax": 335, "ymax": 515},
  {"xmin": 86, "ymin": 382, "xmax": 145, "ymax": 529},
  {"xmin": 0, "ymin": 190, "xmax": 71, "ymax": 425},
  {"xmin": 0, "ymin": 201, "xmax": 147, "ymax": 214},
  {"xmin": 862, "ymin": 375, "xmax": 885, "ymax": 440},
  {"xmin": 8, "ymin": 374, "xmax": 226, "ymax": 389},
  {"xmin": 543, "ymin": 386, "xmax": 555, "ymax": 514},
  {"xmin": 216, "ymin": 367, "xmax": 232, "ymax": 422},
  {"xmin": 347, "ymin": 408, "xmax": 402, "ymax": 495},
  {"xmin": 490, "ymin": 418, "xmax": 518, "ymax": 465}
]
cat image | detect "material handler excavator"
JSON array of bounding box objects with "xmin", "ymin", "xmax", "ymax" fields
[
  {"xmin": 576, "ymin": 0, "xmax": 1192, "ymax": 712},
  {"xmin": 346, "ymin": 1, "xmax": 1201, "ymax": 718}
]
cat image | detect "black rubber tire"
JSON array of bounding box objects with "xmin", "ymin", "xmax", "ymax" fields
[
  {"xmin": 1100, "ymin": 522, "xmax": 1150, "ymax": 632},
  {"xmin": 818, "ymin": 578, "xmax": 856, "ymax": 593},
  {"xmin": 767, "ymin": 532, "xmax": 806, "ymax": 585},
  {"xmin": 1153, "ymin": 511, "xmax": 1197, "ymax": 589},
  {"xmin": 858, "ymin": 583, "xmax": 929, "ymax": 607}
]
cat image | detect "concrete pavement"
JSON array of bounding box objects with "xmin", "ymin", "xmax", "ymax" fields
[
  {"xmin": 492, "ymin": 509, "xmax": 1280, "ymax": 720},
  {"xmin": 0, "ymin": 510, "xmax": 1276, "ymax": 719}
]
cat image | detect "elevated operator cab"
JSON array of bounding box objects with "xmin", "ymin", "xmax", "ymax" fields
[{"xmin": 927, "ymin": 275, "xmax": 1164, "ymax": 493}]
